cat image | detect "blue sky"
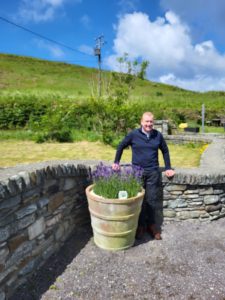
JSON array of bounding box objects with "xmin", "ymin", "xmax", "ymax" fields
[{"xmin": 1, "ymin": 0, "xmax": 225, "ymax": 91}]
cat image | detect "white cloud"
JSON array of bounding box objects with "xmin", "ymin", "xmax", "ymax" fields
[
  {"xmin": 118, "ymin": 0, "xmax": 140, "ymax": 14},
  {"xmin": 160, "ymin": 0, "xmax": 225, "ymax": 43},
  {"xmin": 105, "ymin": 11, "xmax": 225, "ymax": 91},
  {"xmin": 17, "ymin": 0, "xmax": 81, "ymax": 23},
  {"xmin": 159, "ymin": 73, "xmax": 225, "ymax": 92},
  {"xmin": 34, "ymin": 39, "xmax": 65, "ymax": 58},
  {"xmin": 80, "ymin": 14, "xmax": 91, "ymax": 29},
  {"xmin": 78, "ymin": 44, "xmax": 93, "ymax": 56}
]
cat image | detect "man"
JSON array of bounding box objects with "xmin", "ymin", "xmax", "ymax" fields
[{"xmin": 112, "ymin": 112, "xmax": 175, "ymax": 240}]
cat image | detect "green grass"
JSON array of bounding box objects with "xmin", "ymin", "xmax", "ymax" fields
[
  {"xmin": 1, "ymin": 52, "xmax": 225, "ymax": 111},
  {"xmin": 0, "ymin": 53, "xmax": 98, "ymax": 96},
  {"xmin": 1, "ymin": 53, "xmax": 225, "ymax": 130},
  {"xmin": 0, "ymin": 129, "xmax": 102, "ymax": 142},
  {"xmin": 200, "ymin": 126, "xmax": 225, "ymax": 133},
  {"xmin": 0, "ymin": 140, "xmax": 205, "ymax": 168}
]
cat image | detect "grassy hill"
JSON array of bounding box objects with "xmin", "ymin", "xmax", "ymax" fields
[
  {"xmin": 0, "ymin": 52, "xmax": 225, "ymax": 125},
  {"xmin": 0, "ymin": 52, "xmax": 220, "ymax": 98},
  {"xmin": 0, "ymin": 53, "xmax": 99, "ymax": 97}
]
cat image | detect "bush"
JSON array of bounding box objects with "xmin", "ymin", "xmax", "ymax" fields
[{"xmin": 35, "ymin": 129, "xmax": 73, "ymax": 143}]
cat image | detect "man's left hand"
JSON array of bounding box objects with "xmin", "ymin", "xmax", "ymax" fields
[{"xmin": 165, "ymin": 169, "xmax": 175, "ymax": 178}]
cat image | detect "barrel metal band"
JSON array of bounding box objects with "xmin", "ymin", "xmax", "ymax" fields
[
  {"xmin": 89, "ymin": 207, "xmax": 141, "ymax": 221},
  {"xmin": 93, "ymin": 226, "xmax": 136, "ymax": 237}
]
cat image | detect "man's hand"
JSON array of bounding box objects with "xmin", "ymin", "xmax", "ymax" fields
[
  {"xmin": 165, "ymin": 169, "xmax": 175, "ymax": 178},
  {"xmin": 112, "ymin": 163, "xmax": 120, "ymax": 171}
]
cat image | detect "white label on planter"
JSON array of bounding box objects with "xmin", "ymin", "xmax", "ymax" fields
[{"xmin": 118, "ymin": 191, "xmax": 128, "ymax": 199}]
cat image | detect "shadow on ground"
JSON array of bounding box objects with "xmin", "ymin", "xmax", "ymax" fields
[{"xmin": 10, "ymin": 223, "xmax": 92, "ymax": 300}]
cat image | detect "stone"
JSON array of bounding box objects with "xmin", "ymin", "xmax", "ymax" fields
[
  {"xmin": 19, "ymin": 258, "xmax": 38, "ymax": 276},
  {"xmin": 188, "ymin": 197, "xmax": 204, "ymax": 202},
  {"xmin": 204, "ymin": 195, "xmax": 219, "ymax": 205},
  {"xmin": 8, "ymin": 234, "xmax": 28, "ymax": 252},
  {"xmin": 0, "ymin": 184, "xmax": 9, "ymax": 199},
  {"xmin": 44, "ymin": 179, "xmax": 59, "ymax": 194},
  {"xmin": 0, "ymin": 291, "xmax": 5, "ymax": 300},
  {"xmin": 0, "ymin": 195, "xmax": 21, "ymax": 209},
  {"xmin": 200, "ymin": 213, "xmax": 210, "ymax": 219},
  {"xmin": 22, "ymin": 188, "xmax": 41, "ymax": 204},
  {"xmin": 7, "ymin": 177, "xmax": 22, "ymax": 194},
  {"xmin": 63, "ymin": 178, "xmax": 76, "ymax": 191},
  {"xmin": 17, "ymin": 214, "xmax": 36, "ymax": 230},
  {"xmin": 209, "ymin": 210, "xmax": 220, "ymax": 216},
  {"xmin": 163, "ymin": 210, "xmax": 176, "ymax": 218},
  {"xmin": 163, "ymin": 194, "xmax": 177, "ymax": 200},
  {"xmin": 15, "ymin": 204, "xmax": 37, "ymax": 219},
  {"xmin": 163, "ymin": 201, "xmax": 168, "ymax": 208},
  {"xmin": 42, "ymin": 245, "xmax": 56, "ymax": 260},
  {"xmin": 46, "ymin": 214, "xmax": 62, "ymax": 227},
  {"xmin": 28, "ymin": 217, "xmax": 45, "ymax": 240},
  {"xmin": 188, "ymin": 201, "xmax": 203, "ymax": 207},
  {"xmin": 55, "ymin": 224, "xmax": 64, "ymax": 241},
  {"xmin": 0, "ymin": 214, "xmax": 14, "ymax": 227},
  {"xmin": 0, "ymin": 264, "xmax": 4, "ymax": 272},
  {"xmin": 184, "ymin": 189, "xmax": 199, "ymax": 194},
  {"xmin": 54, "ymin": 203, "xmax": 66, "ymax": 213},
  {"xmin": 164, "ymin": 184, "xmax": 187, "ymax": 192},
  {"xmin": 32, "ymin": 235, "xmax": 54, "ymax": 257},
  {"xmin": 177, "ymin": 210, "xmax": 205, "ymax": 220},
  {"xmin": 0, "ymin": 226, "xmax": 11, "ymax": 242},
  {"xmin": 213, "ymin": 189, "xmax": 224, "ymax": 195},
  {"xmin": 38, "ymin": 197, "xmax": 49, "ymax": 208},
  {"xmin": 5, "ymin": 241, "xmax": 34, "ymax": 268},
  {"xmin": 29, "ymin": 171, "xmax": 37, "ymax": 185},
  {"xmin": 199, "ymin": 187, "xmax": 213, "ymax": 195},
  {"xmin": 18, "ymin": 171, "xmax": 31, "ymax": 188},
  {"xmin": 168, "ymin": 199, "xmax": 187, "ymax": 209},
  {"xmin": 183, "ymin": 194, "xmax": 199, "ymax": 199},
  {"xmin": 177, "ymin": 199, "xmax": 188, "ymax": 208},
  {"xmin": 169, "ymin": 191, "xmax": 183, "ymax": 195},
  {"xmin": 0, "ymin": 266, "xmax": 15, "ymax": 284},
  {"xmin": 35, "ymin": 169, "xmax": 44, "ymax": 185},
  {"xmin": 47, "ymin": 184, "xmax": 59, "ymax": 195},
  {"xmin": 0, "ymin": 246, "xmax": 9, "ymax": 264},
  {"xmin": 205, "ymin": 204, "xmax": 222, "ymax": 213},
  {"xmin": 48, "ymin": 192, "xmax": 64, "ymax": 212}
]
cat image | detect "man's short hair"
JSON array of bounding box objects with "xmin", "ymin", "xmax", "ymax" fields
[{"xmin": 141, "ymin": 112, "xmax": 154, "ymax": 122}]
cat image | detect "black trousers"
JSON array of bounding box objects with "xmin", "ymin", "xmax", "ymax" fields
[{"xmin": 138, "ymin": 170, "xmax": 160, "ymax": 226}]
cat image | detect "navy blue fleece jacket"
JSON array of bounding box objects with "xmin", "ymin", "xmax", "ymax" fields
[{"xmin": 114, "ymin": 128, "xmax": 171, "ymax": 171}]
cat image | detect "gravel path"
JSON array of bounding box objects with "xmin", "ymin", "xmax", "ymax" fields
[{"xmin": 11, "ymin": 218, "xmax": 225, "ymax": 300}]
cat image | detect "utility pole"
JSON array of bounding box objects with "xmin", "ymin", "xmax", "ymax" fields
[
  {"xmin": 202, "ymin": 103, "xmax": 205, "ymax": 133},
  {"xmin": 94, "ymin": 35, "xmax": 105, "ymax": 97}
]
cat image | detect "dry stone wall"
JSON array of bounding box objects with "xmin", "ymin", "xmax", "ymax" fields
[
  {"xmin": 0, "ymin": 134, "xmax": 225, "ymax": 299},
  {"xmin": 0, "ymin": 164, "xmax": 91, "ymax": 300},
  {"xmin": 162, "ymin": 177, "xmax": 225, "ymax": 222},
  {"xmin": 161, "ymin": 134, "xmax": 225, "ymax": 221}
]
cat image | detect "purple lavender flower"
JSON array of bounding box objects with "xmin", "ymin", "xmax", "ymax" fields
[{"xmin": 92, "ymin": 162, "xmax": 144, "ymax": 198}]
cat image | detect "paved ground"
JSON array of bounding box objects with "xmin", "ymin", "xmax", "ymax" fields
[{"xmin": 11, "ymin": 218, "xmax": 225, "ymax": 300}]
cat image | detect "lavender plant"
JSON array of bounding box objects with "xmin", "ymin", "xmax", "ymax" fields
[{"xmin": 92, "ymin": 162, "xmax": 143, "ymax": 199}]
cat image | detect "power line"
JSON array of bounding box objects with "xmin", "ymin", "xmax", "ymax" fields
[{"xmin": 0, "ymin": 15, "xmax": 94, "ymax": 57}]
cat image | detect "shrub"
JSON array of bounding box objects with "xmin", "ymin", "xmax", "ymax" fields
[{"xmin": 35, "ymin": 129, "xmax": 73, "ymax": 143}]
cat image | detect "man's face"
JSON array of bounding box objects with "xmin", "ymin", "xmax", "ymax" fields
[{"xmin": 141, "ymin": 115, "xmax": 154, "ymax": 133}]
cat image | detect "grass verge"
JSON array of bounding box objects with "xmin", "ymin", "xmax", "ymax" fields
[{"xmin": 0, "ymin": 140, "xmax": 206, "ymax": 168}]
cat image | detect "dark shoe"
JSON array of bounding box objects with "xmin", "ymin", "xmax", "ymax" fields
[
  {"xmin": 147, "ymin": 224, "xmax": 162, "ymax": 240},
  {"xmin": 135, "ymin": 226, "xmax": 145, "ymax": 240}
]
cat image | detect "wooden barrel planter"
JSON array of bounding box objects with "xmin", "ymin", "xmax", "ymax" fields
[{"xmin": 85, "ymin": 184, "xmax": 145, "ymax": 251}]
